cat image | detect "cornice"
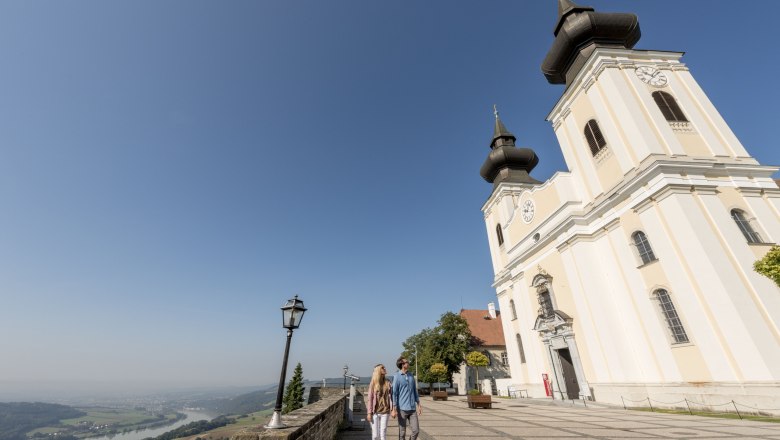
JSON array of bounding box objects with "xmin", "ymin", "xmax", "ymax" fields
[{"xmin": 493, "ymin": 159, "xmax": 779, "ymax": 277}]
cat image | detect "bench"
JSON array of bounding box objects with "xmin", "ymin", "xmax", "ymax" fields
[{"xmin": 508, "ymin": 386, "xmax": 528, "ymax": 398}]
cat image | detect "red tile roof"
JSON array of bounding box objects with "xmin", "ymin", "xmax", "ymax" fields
[{"xmin": 460, "ymin": 309, "xmax": 505, "ymax": 347}]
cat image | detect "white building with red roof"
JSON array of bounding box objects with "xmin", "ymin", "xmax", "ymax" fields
[{"xmin": 452, "ymin": 304, "xmax": 511, "ymax": 395}]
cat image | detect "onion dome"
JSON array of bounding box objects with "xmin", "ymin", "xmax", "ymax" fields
[
  {"xmin": 480, "ymin": 106, "xmax": 541, "ymax": 188},
  {"xmin": 542, "ymin": 0, "xmax": 641, "ymax": 85}
]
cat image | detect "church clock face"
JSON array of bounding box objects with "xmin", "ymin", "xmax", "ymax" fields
[
  {"xmin": 635, "ymin": 66, "xmax": 668, "ymax": 87},
  {"xmin": 521, "ymin": 199, "xmax": 535, "ymax": 223}
]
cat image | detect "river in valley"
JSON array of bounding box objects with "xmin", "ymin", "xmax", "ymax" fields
[{"xmin": 86, "ymin": 410, "xmax": 213, "ymax": 440}]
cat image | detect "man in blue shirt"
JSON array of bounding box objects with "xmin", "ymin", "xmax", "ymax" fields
[{"xmin": 391, "ymin": 356, "xmax": 422, "ymax": 439}]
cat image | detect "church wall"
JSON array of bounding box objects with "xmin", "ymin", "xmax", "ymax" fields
[
  {"xmin": 559, "ymin": 114, "xmax": 600, "ymax": 203},
  {"xmin": 483, "ymin": 216, "xmax": 504, "ymax": 273},
  {"xmin": 621, "ymin": 65, "xmax": 688, "ymax": 158},
  {"xmin": 498, "ymin": 276, "xmax": 547, "ymax": 396},
  {"xmin": 659, "ymin": 190, "xmax": 780, "ymax": 380},
  {"xmin": 504, "ymin": 182, "xmax": 561, "ymax": 246},
  {"xmin": 597, "ymin": 67, "xmax": 670, "ymax": 162},
  {"xmin": 672, "ymin": 69, "xmax": 750, "ymax": 158},
  {"xmin": 674, "ymin": 129, "xmax": 712, "ymax": 157},
  {"xmin": 561, "ymin": 237, "xmax": 640, "ymax": 383},
  {"xmin": 740, "ymin": 189, "xmax": 780, "ymax": 244},
  {"xmin": 611, "ymin": 213, "xmax": 682, "ymax": 383}
]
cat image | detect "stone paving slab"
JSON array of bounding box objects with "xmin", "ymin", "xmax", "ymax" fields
[{"xmin": 337, "ymin": 394, "xmax": 780, "ymax": 440}]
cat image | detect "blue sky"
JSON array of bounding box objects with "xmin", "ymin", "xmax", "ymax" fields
[{"xmin": 1, "ymin": 0, "xmax": 778, "ymax": 397}]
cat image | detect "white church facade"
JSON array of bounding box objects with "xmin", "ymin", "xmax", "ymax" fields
[{"xmin": 480, "ymin": 0, "xmax": 780, "ymax": 410}]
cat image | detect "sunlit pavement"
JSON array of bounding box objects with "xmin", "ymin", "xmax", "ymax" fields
[{"xmin": 338, "ymin": 394, "xmax": 780, "ymax": 439}]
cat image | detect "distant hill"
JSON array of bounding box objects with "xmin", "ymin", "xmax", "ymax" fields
[
  {"xmin": 190, "ymin": 385, "xmax": 278, "ymax": 416},
  {"xmin": 189, "ymin": 379, "xmax": 366, "ymax": 417},
  {"xmin": 0, "ymin": 402, "xmax": 85, "ymax": 440}
]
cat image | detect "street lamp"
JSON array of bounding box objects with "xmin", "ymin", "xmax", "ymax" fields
[{"xmin": 266, "ymin": 295, "xmax": 307, "ymax": 429}]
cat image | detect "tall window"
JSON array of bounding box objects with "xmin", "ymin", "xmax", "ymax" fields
[
  {"xmin": 496, "ymin": 224, "xmax": 504, "ymax": 246},
  {"xmin": 510, "ymin": 299, "xmax": 517, "ymax": 320},
  {"xmin": 516, "ymin": 333, "xmax": 527, "ymax": 363},
  {"xmin": 731, "ymin": 209, "xmax": 763, "ymax": 243},
  {"xmin": 632, "ymin": 231, "xmax": 657, "ymax": 264},
  {"xmin": 652, "ymin": 91, "xmax": 688, "ymax": 122},
  {"xmin": 584, "ymin": 119, "xmax": 606, "ymax": 156},
  {"xmin": 654, "ymin": 289, "xmax": 689, "ymax": 344},
  {"xmin": 501, "ymin": 351, "xmax": 508, "ymax": 366}
]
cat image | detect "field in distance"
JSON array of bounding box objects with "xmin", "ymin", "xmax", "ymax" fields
[{"xmin": 28, "ymin": 407, "xmax": 183, "ymax": 439}]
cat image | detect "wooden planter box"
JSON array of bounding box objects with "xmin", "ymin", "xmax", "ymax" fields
[
  {"xmin": 432, "ymin": 391, "xmax": 448, "ymax": 401},
  {"xmin": 467, "ymin": 394, "xmax": 492, "ymax": 409}
]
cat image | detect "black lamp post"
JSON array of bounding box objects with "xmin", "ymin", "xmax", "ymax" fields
[{"xmin": 266, "ymin": 295, "xmax": 307, "ymax": 429}]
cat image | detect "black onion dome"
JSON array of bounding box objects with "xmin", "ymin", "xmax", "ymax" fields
[
  {"xmin": 542, "ymin": 0, "xmax": 640, "ymax": 85},
  {"xmin": 481, "ymin": 110, "xmax": 540, "ymax": 187}
]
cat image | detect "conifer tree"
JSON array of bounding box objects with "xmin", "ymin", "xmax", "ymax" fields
[{"xmin": 282, "ymin": 362, "xmax": 305, "ymax": 414}]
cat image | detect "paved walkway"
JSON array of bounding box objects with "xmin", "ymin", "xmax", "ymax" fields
[{"xmin": 338, "ymin": 394, "xmax": 780, "ymax": 439}]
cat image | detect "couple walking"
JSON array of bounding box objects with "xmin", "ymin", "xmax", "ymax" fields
[{"xmin": 366, "ymin": 356, "xmax": 422, "ymax": 440}]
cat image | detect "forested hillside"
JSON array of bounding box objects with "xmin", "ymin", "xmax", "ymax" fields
[{"xmin": 0, "ymin": 402, "xmax": 85, "ymax": 440}]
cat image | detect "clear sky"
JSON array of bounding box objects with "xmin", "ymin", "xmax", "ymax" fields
[{"xmin": 1, "ymin": 0, "xmax": 778, "ymax": 398}]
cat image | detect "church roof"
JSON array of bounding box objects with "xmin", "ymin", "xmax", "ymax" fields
[
  {"xmin": 542, "ymin": 0, "xmax": 641, "ymax": 85},
  {"xmin": 460, "ymin": 309, "xmax": 505, "ymax": 347},
  {"xmin": 480, "ymin": 109, "xmax": 540, "ymax": 187}
]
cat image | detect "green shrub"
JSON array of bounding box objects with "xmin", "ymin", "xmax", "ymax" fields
[{"xmin": 754, "ymin": 245, "xmax": 780, "ymax": 287}]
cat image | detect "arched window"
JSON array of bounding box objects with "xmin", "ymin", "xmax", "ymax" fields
[
  {"xmin": 510, "ymin": 299, "xmax": 517, "ymax": 320},
  {"xmin": 652, "ymin": 91, "xmax": 688, "ymax": 122},
  {"xmin": 731, "ymin": 209, "xmax": 763, "ymax": 243},
  {"xmin": 496, "ymin": 224, "xmax": 504, "ymax": 246},
  {"xmin": 501, "ymin": 351, "xmax": 508, "ymax": 366},
  {"xmin": 632, "ymin": 231, "xmax": 657, "ymax": 264},
  {"xmin": 584, "ymin": 119, "xmax": 606, "ymax": 156},
  {"xmin": 653, "ymin": 289, "xmax": 689, "ymax": 344},
  {"xmin": 515, "ymin": 333, "xmax": 527, "ymax": 363}
]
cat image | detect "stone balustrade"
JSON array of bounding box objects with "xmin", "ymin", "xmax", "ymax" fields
[{"xmin": 230, "ymin": 393, "xmax": 346, "ymax": 440}]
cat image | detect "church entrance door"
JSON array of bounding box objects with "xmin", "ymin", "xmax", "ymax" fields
[{"xmin": 557, "ymin": 348, "xmax": 580, "ymax": 399}]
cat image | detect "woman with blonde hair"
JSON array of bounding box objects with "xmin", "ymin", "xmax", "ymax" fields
[{"xmin": 366, "ymin": 363, "xmax": 393, "ymax": 440}]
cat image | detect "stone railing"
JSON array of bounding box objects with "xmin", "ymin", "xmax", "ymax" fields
[{"xmin": 230, "ymin": 393, "xmax": 346, "ymax": 440}]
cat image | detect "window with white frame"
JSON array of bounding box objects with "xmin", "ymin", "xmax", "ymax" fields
[
  {"xmin": 654, "ymin": 289, "xmax": 689, "ymax": 344},
  {"xmin": 632, "ymin": 231, "xmax": 657, "ymax": 265},
  {"xmin": 731, "ymin": 209, "xmax": 763, "ymax": 244}
]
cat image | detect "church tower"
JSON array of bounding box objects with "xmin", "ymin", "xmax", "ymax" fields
[{"xmin": 481, "ymin": 0, "xmax": 780, "ymax": 410}]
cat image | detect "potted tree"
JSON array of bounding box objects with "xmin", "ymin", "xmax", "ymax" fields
[
  {"xmin": 429, "ymin": 363, "xmax": 448, "ymax": 401},
  {"xmin": 465, "ymin": 351, "xmax": 492, "ymax": 408}
]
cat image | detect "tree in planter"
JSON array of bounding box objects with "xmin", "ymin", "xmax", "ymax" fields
[
  {"xmin": 429, "ymin": 363, "xmax": 447, "ymax": 391},
  {"xmin": 282, "ymin": 362, "xmax": 304, "ymax": 414},
  {"xmin": 466, "ymin": 351, "xmax": 489, "ymax": 394},
  {"xmin": 755, "ymin": 245, "xmax": 780, "ymax": 287}
]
